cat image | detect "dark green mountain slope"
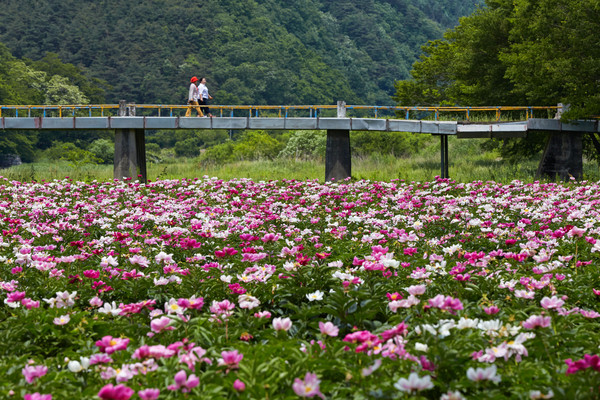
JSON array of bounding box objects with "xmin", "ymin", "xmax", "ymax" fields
[{"xmin": 0, "ymin": 0, "xmax": 479, "ymax": 105}]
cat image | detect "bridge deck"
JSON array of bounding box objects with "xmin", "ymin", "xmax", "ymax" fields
[{"xmin": 1, "ymin": 117, "xmax": 597, "ymax": 134}]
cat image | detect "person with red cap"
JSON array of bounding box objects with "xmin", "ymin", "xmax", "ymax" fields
[{"xmin": 185, "ymin": 76, "xmax": 203, "ymax": 117}]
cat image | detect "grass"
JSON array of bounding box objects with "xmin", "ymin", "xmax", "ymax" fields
[{"xmin": 2, "ymin": 137, "xmax": 599, "ymax": 183}]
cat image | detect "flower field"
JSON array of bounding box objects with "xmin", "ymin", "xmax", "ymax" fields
[{"xmin": 1, "ymin": 176, "xmax": 600, "ymax": 399}]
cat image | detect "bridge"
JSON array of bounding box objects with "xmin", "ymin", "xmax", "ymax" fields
[{"xmin": 1, "ymin": 101, "xmax": 593, "ymax": 182}]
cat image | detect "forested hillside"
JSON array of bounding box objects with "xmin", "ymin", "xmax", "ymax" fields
[{"xmin": 0, "ymin": 0, "xmax": 479, "ymax": 105}]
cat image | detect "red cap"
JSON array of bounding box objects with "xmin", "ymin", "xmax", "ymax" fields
[{"xmin": 190, "ymin": 76, "xmax": 198, "ymax": 83}]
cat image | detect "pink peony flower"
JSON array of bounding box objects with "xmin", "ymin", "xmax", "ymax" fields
[
  {"xmin": 89, "ymin": 353, "xmax": 113, "ymax": 365},
  {"xmin": 53, "ymin": 314, "xmax": 70, "ymax": 325},
  {"xmin": 150, "ymin": 316, "xmax": 174, "ymax": 333},
  {"xmin": 540, "ymin": 296, "xmax": 565, "ymax": 309},
  {"xmin": 466, "ymin": 365, "xmax": 501, "ymax": 383},
  {"xmin": 209, "ymin": 299, "xmax": 235, "ymax": 316},
  {"xmin": 89, "ymin": 296, "xmax": 103, "ymax": 307},
  {"xmin": 394, "ymin": 372, "xmax": 434, "ymax": 392},
  {"xmin": 318, "ymin": 321, "xmax": 339, "ymax": 337},
  {"xmin": 254, "ymin": 311, "xmax": 272, "ymax": 319},
  {"xmin": 426, "ymin": 294, "xmax": 463, "ymax": 313},
  {"xmin": 272, "ymin": 317, "xmax": 292, "ymax": 331},
  {"xmin": 292, "ymin": 372, "xmax": 325, "ymax": 399},
  {"xmin": 405, "ymin": 284, "xmax": 426, "ymax": 296},
  {"xmin": 361, "ymin": 359, "xmax": 382, "ymax": 377},
  {"xmin": 580, "ymin": 309, "xmax": 600, "ymax": 318},
  {"xmin": 522, "ymin": 315, "xmax": 551, "ymax": 329},
  {"xmin": 514, "ymin": 290, "xmax": 535, "ymax": 299},
  {"xmin": 381, "ymin": 322, "xmax": 408, "ymax": 341},
  {"xmin": 22, "ymin": 364, "xmax": 48, "ymax": 384},
  {"xmin": 21, "ymin": 298, "xmax": 40, "ymax": 310}
]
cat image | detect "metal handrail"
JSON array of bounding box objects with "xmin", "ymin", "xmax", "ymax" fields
[{"xmin": 0, "ymin": 104, "xmax": 560, "ymax": 121}]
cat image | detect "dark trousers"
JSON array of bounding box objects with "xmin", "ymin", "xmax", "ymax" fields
[{"xmin": 199, "ymin": 98, "xmax": 210, "ymax": 116}]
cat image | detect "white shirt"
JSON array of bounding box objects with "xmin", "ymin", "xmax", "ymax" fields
[
  {"xmin": 198, "ymin": 83, "xmax": 209, "ymax": 100},
  {"xmin": 188, "ymin": 83, "xmax": 199, "ymax": 101}
]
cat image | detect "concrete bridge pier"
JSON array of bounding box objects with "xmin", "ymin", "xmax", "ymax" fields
[
  {"xmin": 325, "ymin": 101, "xmax": 351, "ymax": 181},
  {"xmin": 536, "ymin": 132, "xmax": 582, "ymax": 181},
  {"xmin": 114, "ymin": 101, "xmax": 147, "ymax": 183},
  {"xmin": 325, "ymin": 129, "xmax": 351, "ymax": 181},
  {"xmin": 439, "ymin": 134, "xmax": 449, "ymax": 179}
]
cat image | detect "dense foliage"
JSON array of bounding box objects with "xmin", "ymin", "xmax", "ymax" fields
[
  {"xmin": 393, "ymin": 0, "xmax": 600, "ymax": 162},
  {"xmin": 2, "ymin": 177, "xmax": 600, "ymax": 399},
  {"xmin": 0, "ymin": 43, "xmax": 110, "ymax": 162},
  {"xmin": 0, "ymin": 0, "xmax": 479, "ymax": 106}
]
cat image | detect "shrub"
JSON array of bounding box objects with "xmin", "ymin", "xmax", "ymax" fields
[
  {"xmin": 278, "ymin": 130, "xmax": 326, "ymax": 161},
  {"xmin": 88, "ymin": 139, "xmax": 114, "ymax": 164},
  {"xmin": 351, "ymin": 131, "xmax": 428, "ymax": 157}
]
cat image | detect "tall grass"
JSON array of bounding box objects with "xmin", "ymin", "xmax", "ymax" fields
[{"xmin": 2, "ymin": 136, "xmax": 599, "ymax": 183}]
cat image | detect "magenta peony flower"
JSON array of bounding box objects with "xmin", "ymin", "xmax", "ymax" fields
[
  {"xmin": 233, "ymin": 379, "xmax": 246, "ymax": 392},
  {"xmin": 217, "ymin": 350, "xmax": 243, "ymax": 371},
  {"xmin": 97, "ymin": 384, "xmax": 134, "ymax": 400},
  {"xmin": 24, "ymin": 393, "xmax": 52, "ymax": 400},
  {"xmin": 95, "ymin": 336, "xmax": 130, "ymax": 354},
  {"xmin": 167, "ymin": 370, "xmax": 199, "ymax": 393},
  {"xmin": 484, "ymin": 305, "xmax": 500, "ymax": 315}
]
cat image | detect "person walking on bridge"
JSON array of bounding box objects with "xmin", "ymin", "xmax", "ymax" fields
[
  {"xmin": 198, "ymin": 77, "xmax": 213, "ymax": 117},
  {"xmin": 185, "ymin": 76, "xmax": 204, "ymax": 117}
]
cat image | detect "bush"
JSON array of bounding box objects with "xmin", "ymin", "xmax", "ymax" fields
[
  {"xmin": 42, "ymin": 141, "xmax": 100, "ymax": 167},
  {"xmin": 145, "ymin": 143, "xmax": 163, "ymax": 164},
  {"xmin": 198, "ymin": 141, "xmax": 236, "ymax": 165},
  {"xmin": 351, "ymin": 131, "xmax": 428, "ymax": 157},
  {"xmin": 234, "ymin": 130, "xmax": 283, "ymax": 161},
  {"xmin": 88, "ymin": 139, "xmax": 114, "ymax": 164},
  {"xmin": 278, "ymin": 130, "xmax": 326, "ymax": 161},
  {"xmin": 174, "ymin": 137, "xmax": 201, "ymax": 158}
]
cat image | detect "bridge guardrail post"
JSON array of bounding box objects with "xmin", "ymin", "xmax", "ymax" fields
[
  {"xmin": 337, "ymin": 101, "xmax": 346, "ymax": 118},
  {"xmin": 119, "ymin": 100, "xmax": 127, "ymax": 117}
]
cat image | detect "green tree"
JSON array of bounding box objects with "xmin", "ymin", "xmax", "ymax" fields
[{"xmin": 43, "ymin": 75, "xmax": 88, "ymax": 105}]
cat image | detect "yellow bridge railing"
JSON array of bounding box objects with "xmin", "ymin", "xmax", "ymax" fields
[{"xmin": 0, "ymin": 104, "xmax": 560, "ymax": 121}]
